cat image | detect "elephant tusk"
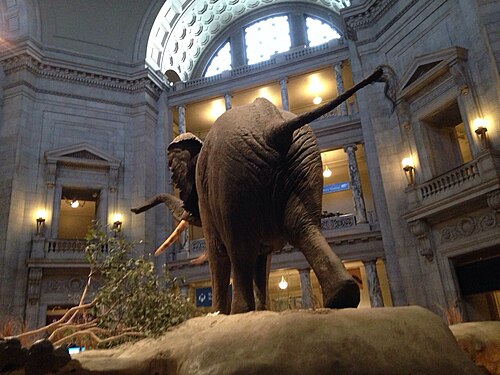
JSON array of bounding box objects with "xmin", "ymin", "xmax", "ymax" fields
[
  {"xmin": 190, "ymin": 250, "xmax": 209, "ymax": 265},
  {"xmin": 154, "ymin": 219, "xmax": 189, "ymax": 256}
]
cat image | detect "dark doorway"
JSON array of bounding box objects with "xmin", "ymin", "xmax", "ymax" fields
[{"xmin": 454, "ymin": 248, "xmax": 500, "ymax": 321}]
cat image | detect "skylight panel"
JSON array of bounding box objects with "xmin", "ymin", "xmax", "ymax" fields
[
  {"xmin": 306, "ymin": 17, "xmax": 341, "ymax": 47},
  {"xmin": 245, "ymin": 16, "xmax": 291, "ymax": 65},
  {"xmin": 204, "ymin": 41, "xmax": 232, "ymax": 77}
]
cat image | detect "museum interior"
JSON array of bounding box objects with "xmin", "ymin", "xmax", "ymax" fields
[{"xmin": 0, "ymin": 0, "xmax": 499, "ymax": 330}]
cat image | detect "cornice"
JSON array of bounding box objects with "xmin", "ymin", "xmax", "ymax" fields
[
  {"xmin": 0, "ymin": 51, "xmax": 165, "ymax": 100},
  {"xmin": 342, "ymin": 0, "xmax": 398, "ymax": 32},
  {"xmin": 3, "ymin": 79, "xmax": 159, "ymax": 114}
]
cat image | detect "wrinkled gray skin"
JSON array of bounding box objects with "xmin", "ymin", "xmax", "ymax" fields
[
  {"xmin": 196, "ymin": 98, "xmax": 359, "ymax": 314},
  {"xmin": 133, "ymin": 68, "xmax": 391, "ymax": 314}
]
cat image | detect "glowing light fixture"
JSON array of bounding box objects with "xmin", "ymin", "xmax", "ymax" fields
[
  {"xmin": 35, "ymin": 209, "xmax": 46, "ymax": 236},
  {"xmin": 323, "ymin": 165, "xmax": 332, "ymax": 178},
  {"xmin": 402, "ymin": 157, "xmax": 415, "ymax": 186},
  {"xmin": 313, "ymin": 96, "xmax": 322, "ymax": 105},
  {"xmin": 473, "ymin": 118, "xmax": 488, "ymax": 149},
  {"xmin": 113, "ymin": 213, "xmax": 123, "ymax": 230},
  {"xmin": 278, "ymin": 275, "xmax": 288, "ymax": 290}
]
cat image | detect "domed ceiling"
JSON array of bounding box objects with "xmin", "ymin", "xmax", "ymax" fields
[{"xmin": 147, "ymin": 0, "xmax": 350, "ymax": 80}]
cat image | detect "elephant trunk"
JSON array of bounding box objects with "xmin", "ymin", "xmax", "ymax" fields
[{"xmin": 265, "ymin": 66, "xmax": 395, "ymax": 152}]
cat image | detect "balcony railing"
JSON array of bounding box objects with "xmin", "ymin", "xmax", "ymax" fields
[
  {"xmin": 321, "ymin": 214, "xmax": 357, "ymax": 231},
  {"xmin": 46, "ymin": 239, "xmax": 87, "ymax": 253},
  {"xmin": 419, "ymin": 160, "xmax": 480, "ymax": 201},
  {"xmin": 404, "ymin": 150, "xmax": 500, "ymax": 221}
]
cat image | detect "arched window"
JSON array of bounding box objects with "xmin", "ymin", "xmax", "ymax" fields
[
  {"xmin": 204, "ymin": 41, "xmax": 232, "ymax": 77},
  {"xmin": 244, "ymin": 16, "xmax": 291, "ymax": 65},
  {"xmin": 199, "ymin": 11, "xmax": 343, "ymax": 78},
  {"xmin": 306, "ymin": 16, "xmax": 341, "ymax": 47}
]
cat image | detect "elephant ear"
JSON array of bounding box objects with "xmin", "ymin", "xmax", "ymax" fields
[{"xmin": 167, "ymin": 133, "xmax": 203, "ymax": 223}]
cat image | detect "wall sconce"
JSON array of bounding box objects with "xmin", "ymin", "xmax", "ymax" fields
[
  {"xmin": 278, "ymin": 275, "xmax": 288, "ymax": 290},
  {"xmin": 323, "ymin": 165, "xmax": 332, "ymax": 178},
  {"xmin": 35, "ymin": 209, "xmax": 46, "ymax": 236},
  {"xmin": 113, "ymin": 213, "xmax": 123, "ymax": 231},
  {"xmin": 473, "ymin": 118, "xmax": 489, "ymax": 149},
  {"xmin": 402, "ymin": 157, "xmax": 415, "ymax": 186},
  {"xmin": 313, "ymin": 95, "xmax": 322, "ymax": 105}
]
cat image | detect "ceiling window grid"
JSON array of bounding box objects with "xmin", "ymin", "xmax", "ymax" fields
[{"xmin": 202, "ymin": 11, "xmax": 341, "ymax": 78}]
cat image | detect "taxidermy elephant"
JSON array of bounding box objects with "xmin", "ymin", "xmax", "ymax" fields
[{"xmin": 132, "ymin": 67, "xmax": 394, "ymax": 314}]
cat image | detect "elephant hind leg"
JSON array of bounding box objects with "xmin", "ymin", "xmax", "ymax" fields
[
  {"xmin": 228, "ymin": 245, "xmax": 259, "ymax": 314},
  {"xmin": 292, "ymin": 226, "xmax": 360, "ymax": 309},
  {"xmin": 253, "ymin": 254, "xmax": 270, "ymax": 310}
]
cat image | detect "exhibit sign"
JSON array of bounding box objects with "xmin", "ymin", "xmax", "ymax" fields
[{"xmin": 323, "ymin": 182, "xmax": 350, "ymax": 194}]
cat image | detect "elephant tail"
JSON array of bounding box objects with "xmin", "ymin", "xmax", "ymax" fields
[{"xmin": 264, "ymin": 66, "xmax": 396, "ymax": 152}]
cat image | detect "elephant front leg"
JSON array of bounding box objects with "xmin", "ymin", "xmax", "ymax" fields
[
  {"xmin": 210, "ymin": 256, "xmax": 231, "ymax": 315},
  {"xmin": 207, "ymin": 238, "xmax": 231, "ymax": 315}
]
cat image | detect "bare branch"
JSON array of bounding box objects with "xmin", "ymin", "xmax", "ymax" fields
[{"xmin": 10, "ymin": 300, "xmax": 97, "ymax": 341}]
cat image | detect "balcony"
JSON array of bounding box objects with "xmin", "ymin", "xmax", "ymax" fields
[
  {"xmin": 169, "ymin": 212, "xmax": 383, "ymax": 268},
  {"xmin": 27, "ymin": 238, "xmax": 107, "ymax": 267},
  {"xmin": 404, "ymin": 150, "xmax": 500, "ymax": 222}
]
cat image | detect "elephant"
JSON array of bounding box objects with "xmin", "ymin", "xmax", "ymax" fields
[{"xmin": 133, "ymin": 67, "xmax": 394, "ymax": 314}]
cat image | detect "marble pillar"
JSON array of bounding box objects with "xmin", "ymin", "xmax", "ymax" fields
[
  {"xmin": 334, "ymin": 63, "xmax": 348, "ymax": 116},
  {"xmin": 177, "ymin": 105, "xmax": 186, "ymax": 134},
  {"xmin": 280, "ymin": 78, "xmax": 290, "ymax": 111},
  {"xmin": 224, "ymin": 93, "xmax": 232, "ymax": 110},
  {"xmin": 299, "ymin": 268, "xmax": 314, "ymax": 309},
  {"xmin": 363, "ymin": 260, "xmax": 384, "ymax": 307},
  {"xmin": 180, "ymin": 285, "xmax": 189, "ymax": 298},
  {"xmin": 177, "ymin": 105, "xmax": 188, "ymax": 250},
  {"xmin": 344, "ymin": 144, "xmax": 367, "ymax": 223}
]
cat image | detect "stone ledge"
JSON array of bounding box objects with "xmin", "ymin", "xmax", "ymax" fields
[{"xmin": 71, "ymin": 306, "xmax": 483, "ymax": 375}]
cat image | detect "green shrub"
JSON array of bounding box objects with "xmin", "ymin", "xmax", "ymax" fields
[{"xmin": 84, "ymin": 224, "xmax": 195, "ymax": 341}]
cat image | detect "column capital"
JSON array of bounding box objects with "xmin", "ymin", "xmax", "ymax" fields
[{"xmin": 343, "ymin": 143, "xmax": 358, "ymax": 152}]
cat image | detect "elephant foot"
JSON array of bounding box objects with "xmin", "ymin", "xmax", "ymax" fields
[{"xmin": 324, "ymin": 279, "xmax": 360, "ymax": 309}]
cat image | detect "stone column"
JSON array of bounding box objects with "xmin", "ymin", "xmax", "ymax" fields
[
  {"xmin": 177, "ymin": 105, "xmax": 186, "ymax": 134},
  {"xmin": 25, "ymin": 267, "xmax": 43, "ymax": 329},
  {"xmin": 334, "ymin": 62, "xmax": 348, "ymax": 116},
  {"xmin": 177, "ymin": 105, "xmax": 188, "ymax": 250},
  {"xmin": 299, "ymin": 268, "xmax": 314, "ymax": 309},
  {"xmin": 224, "ymin": 93, "xmax": 232, "ymax": 110},
  {"xmin": 180, "ymin": 284, "xmax": 189, "ymax": 298},
  {"xmin": 279, "ymin": 78, "xmax": 290, "ymax": 111},
  {"xmin": 343, "ymin": 144, "xmax": 367, "ymax": 223},
  {"xmin": 50, "ymin": 183, "xmax": 63, "ymax": 238},
  {"xmin": 97, "ymin": 187, "xmax": 109, "ymax": 226},
  {"xmin": 363, "ymin": 260, "xmax": 384, "ymax": 307}
]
